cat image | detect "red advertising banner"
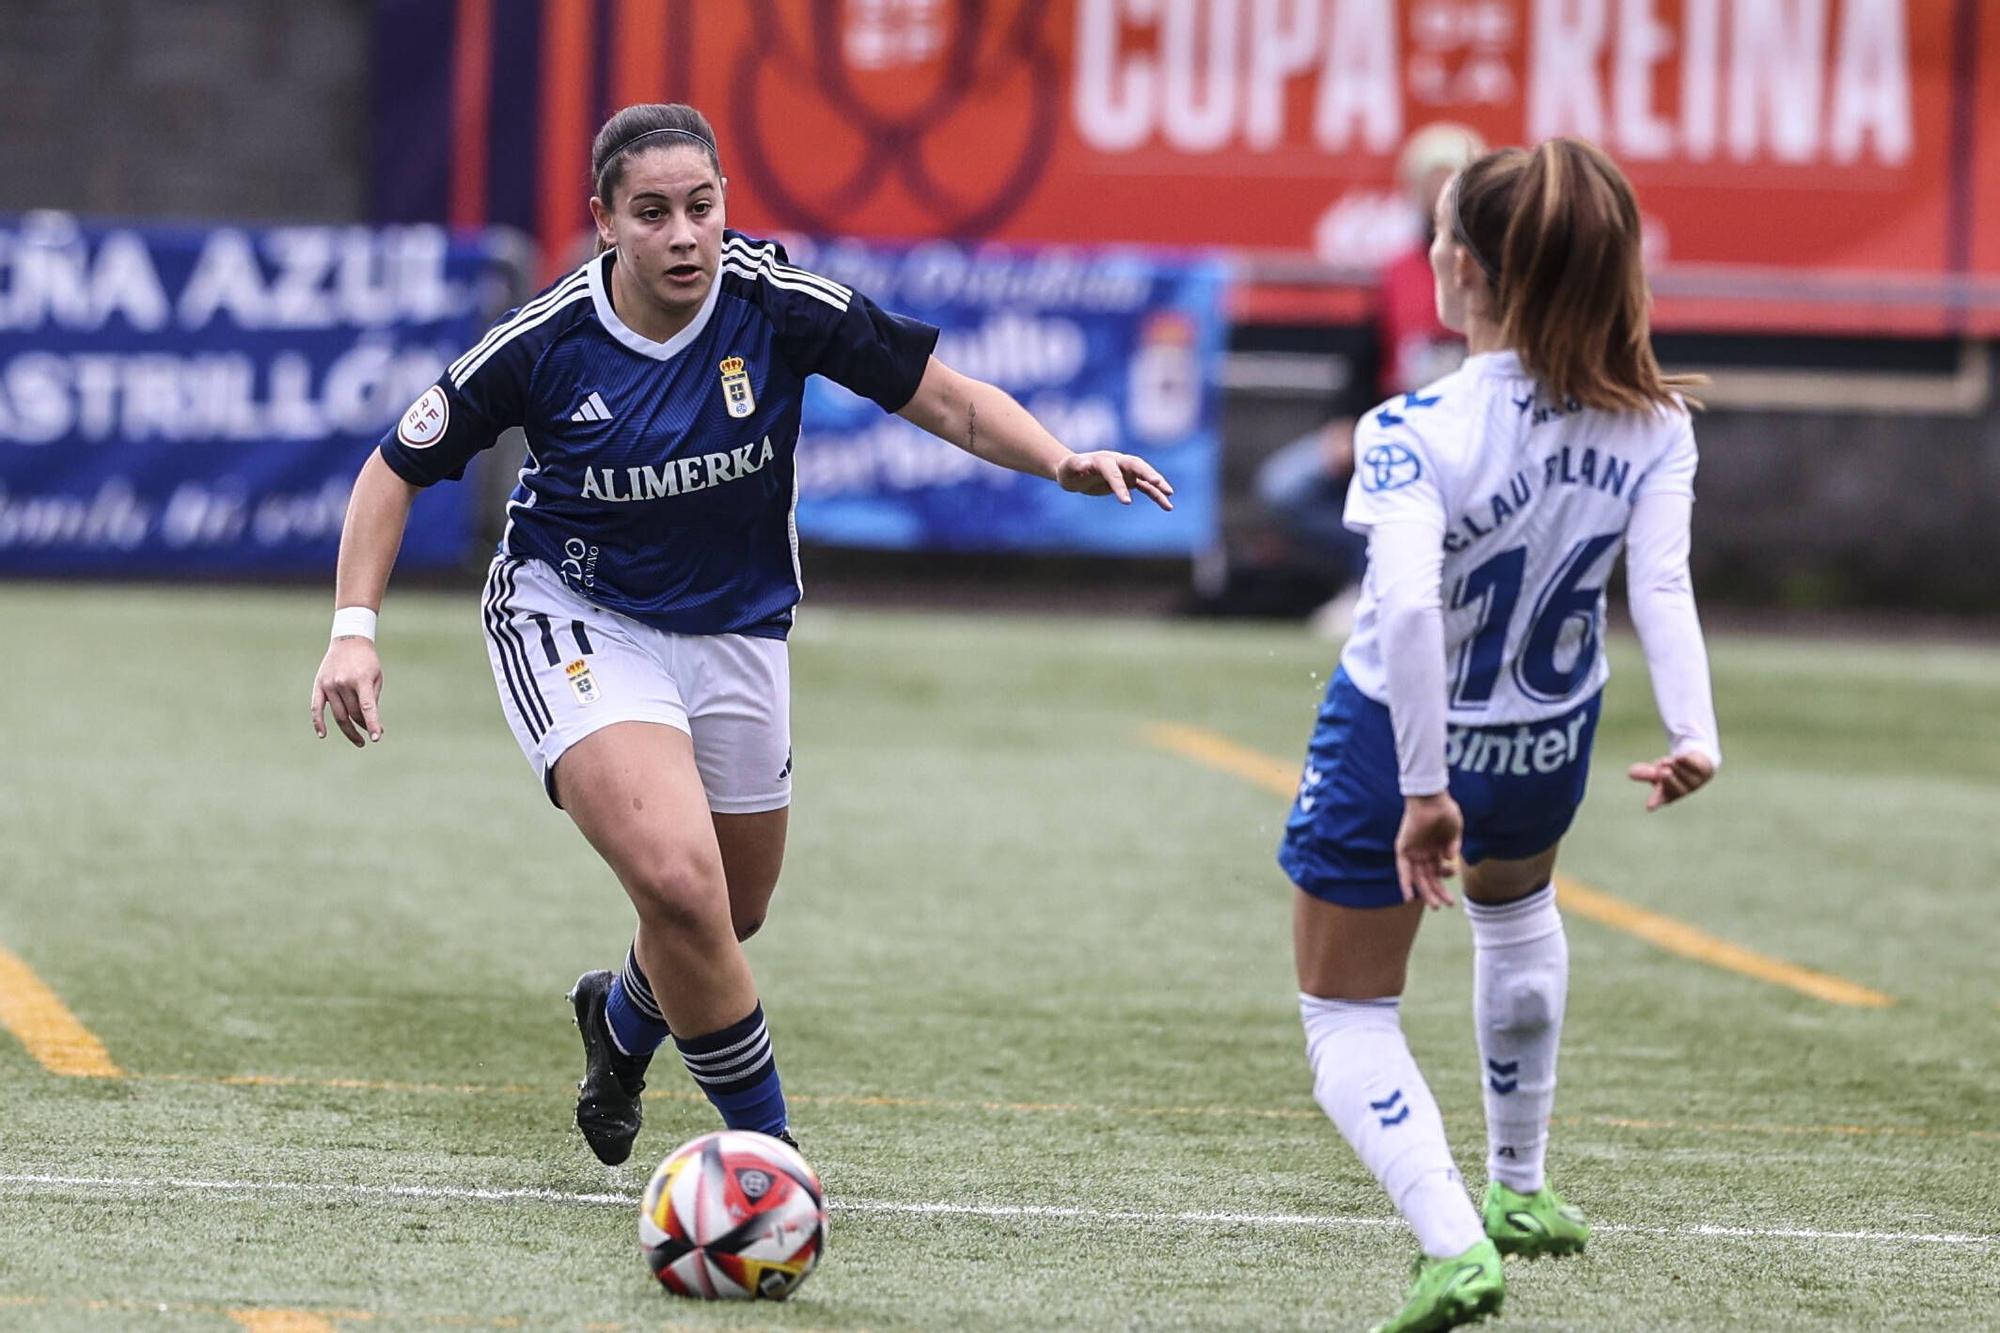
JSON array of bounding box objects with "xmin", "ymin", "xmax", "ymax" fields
[{"xmin": 411, "ymin": 0, "xmax": 2000, "ymax": 334}]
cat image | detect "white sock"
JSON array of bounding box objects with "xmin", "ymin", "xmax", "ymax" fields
[
  {"xmin": 1466, "ymin": 885, "xmax": 1568, "ymax": 1194},
  {"xmin": 1300, "ymin": 994, "xmax": 1485, "ymax": 1259}
]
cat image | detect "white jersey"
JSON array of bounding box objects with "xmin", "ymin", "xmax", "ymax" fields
[{"xmin": 1339, "ymin": 350, "xmax": 1698, "ymax": 726}]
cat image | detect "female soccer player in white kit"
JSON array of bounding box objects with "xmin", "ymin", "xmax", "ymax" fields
[
  {"xmin": 1277, "ymin": 139, "xmax": 1720, "ymax": 1332},
  {"xmin": 307, "ymin": 103, "xmax": 1172, "ymax": 1167}
]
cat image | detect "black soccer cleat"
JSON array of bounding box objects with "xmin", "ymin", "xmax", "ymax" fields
[{"xmin": 568, "ymin": 969, "xmax": 653, "ymax": 1166}]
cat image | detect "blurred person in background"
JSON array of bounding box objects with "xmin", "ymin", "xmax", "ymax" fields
[
  {"xmin": 308, "ymin": 102, "xmax": 1172, "ymax": 1169},
  {"xmin": 1257, "ymin": 123, "xmax": 1485, "ymax": 638},
  {"xmin": 1277, "ymin": 139, "xmax": 1720, "ymax": 1331}
]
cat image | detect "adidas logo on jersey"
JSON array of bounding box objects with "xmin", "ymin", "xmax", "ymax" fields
[{"xmin": 569, "ymin": 391, "xmax": 613, "ymax": 423}]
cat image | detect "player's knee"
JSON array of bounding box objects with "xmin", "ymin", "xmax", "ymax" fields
[
  {"xmin": 624, "ymin": 848, "xmax": 728, "ymax": 937},
  {"xmin": 1485, "ymin": 970, "xmax": 1560, "ymax": 1037},
  {"xmin": 1299, "ymin": 959, "xmax": 1408, "ymax": 1003}
]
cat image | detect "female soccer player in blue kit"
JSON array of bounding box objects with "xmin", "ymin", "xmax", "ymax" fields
[
  {"xmin": 308, "ymin": 103, "xmax": 1172, "ymax": 1167},
  {"xmin": 1278, "ymin": 139, "xmax": 1721, "ymax": 1332}
]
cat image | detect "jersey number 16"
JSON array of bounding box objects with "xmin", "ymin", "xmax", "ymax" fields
[{"xmin": 1450, "ymin": 532, "xmax": 1622, "ymax": 708}]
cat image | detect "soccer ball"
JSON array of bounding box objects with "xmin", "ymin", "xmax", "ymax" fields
[{"xmin": 637, "ymin": 1130, "xmax": 827, "ymax": 1300}]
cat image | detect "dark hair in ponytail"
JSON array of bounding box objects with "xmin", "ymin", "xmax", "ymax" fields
[
  {"xmin": 590, "ymin": 103, "xmax": 721, "ymax": 204},
  {"xmin": 1453, "ymin": 138, "xmax": 1702, "ymax": 413}
]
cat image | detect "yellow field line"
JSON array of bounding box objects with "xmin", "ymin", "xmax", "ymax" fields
[
  {"xmin": 1147, "ymin": 721, "xmax": 1301, "ymax": 794},
  {"xmin": 227, "ymin": 1311, "xmax": 341, "ymax": 1333},
  {"xmin": 1551, "ymin": 877, "xmax": 1893, "ymax": 1008},
  {"xmin": 1140, "ymin": 721, "xmax": 1896, "ymax": 1009},
  {"xmin": 0, "ymin": 945, "xmax": 124, "ymax": 1077}
]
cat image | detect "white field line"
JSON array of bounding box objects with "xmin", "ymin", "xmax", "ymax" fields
[{"xmin": 1, "ymin": 1173, "xmax": 1993, "ymax": 1249}]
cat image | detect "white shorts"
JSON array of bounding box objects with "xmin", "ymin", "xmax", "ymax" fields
[{"xmin": 480, "ymin": 556, "xmax": 792, "ymax": 814}]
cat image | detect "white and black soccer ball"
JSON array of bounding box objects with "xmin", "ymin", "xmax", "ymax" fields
[{"xmin": 637, "ymin": 1130, "xmax": 826, "ymax": 1300}]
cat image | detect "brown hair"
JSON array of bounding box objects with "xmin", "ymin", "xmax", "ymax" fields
[
  {"xmin": 1451, "ymin": 138, "xmax": 1701, "ymax": 413},
  {"xmin": 590, "ymin": 103, "xmax": 720, "ymax": 204}
]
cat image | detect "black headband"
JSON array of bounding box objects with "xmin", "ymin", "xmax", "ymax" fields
[
  {"xmin": 1449, "ymin": 175, "xmax": 1501, "ymax": 285},
  {"xmin": 596, "ymin": 126, "xmax": 718, "ymax": 189}
]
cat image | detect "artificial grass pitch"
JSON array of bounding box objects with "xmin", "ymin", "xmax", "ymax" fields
[{"xmin": 1, "ymin": 583, "xmax": 1994, "ymax": 1330}]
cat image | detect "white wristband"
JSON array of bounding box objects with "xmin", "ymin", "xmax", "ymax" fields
[{"xmin": 330, "ymin": 606, "xmax": 378, "ymax": 642}]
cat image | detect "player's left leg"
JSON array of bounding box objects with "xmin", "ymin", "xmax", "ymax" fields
[
  {"xmin": 1463, "ymin": 847, "xmax": 1587, "ymax": 1257},
  {"xmin": 614, "ymin": 629, "xmax": 796, "ymax": 1144},
  {"xmin": 700, "ymin": 809, "xmax": 794, "ymax": 1148},
  {"xmin": 598, "ymin": 807, "xmax": 785, "ymax": 1058},
  {"xmin": 713, "ymin": 807, "xmax": 787, "ymax": 942},
  {"xmin": 560, "ymin": 722, "xmax": 793, "ymax": 1152}
]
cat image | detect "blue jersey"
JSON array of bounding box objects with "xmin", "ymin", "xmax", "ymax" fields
[{"xmin": 379, "ymin": 231, "xmax": 939, "ymax": 638}]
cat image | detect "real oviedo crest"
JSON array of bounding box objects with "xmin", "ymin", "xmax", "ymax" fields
[
  {"xmin": 564, "ymin": 658, "xmax": 600, "ymax": 706},
  {"xmin": 719, "ymin": 356, "xmax": 755, "ymax": 419}
]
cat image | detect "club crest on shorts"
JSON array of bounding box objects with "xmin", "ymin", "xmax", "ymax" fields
[
  {"xmin": 719, "ymin": 355, "xmax": 756, "ymax": 419},
  {"xmin": 564, "ymin": 658, "xmax": 600, "ymax": 705}
]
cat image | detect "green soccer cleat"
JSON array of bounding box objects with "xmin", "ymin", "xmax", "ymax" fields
[
  {"xmin": 1482, "ymin": 1180, "xmax": 1589, "ymax": 1257},
  {"xmin": 1369, "ymin": 1238, "xmax": 1504, "ymax": 1333}
]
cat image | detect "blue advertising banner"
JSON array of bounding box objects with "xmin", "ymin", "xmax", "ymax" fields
[
  {"xmin": 0, "ymin": 215, "xmax": 509, "ymax": 575},
  {"xmin": 791, "ymin": 240, "xmax": 1226, "ymax": 555}
]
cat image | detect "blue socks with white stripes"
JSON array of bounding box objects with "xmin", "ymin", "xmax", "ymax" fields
[
  {"xmin": 676, "ymin": 1003, "xmax": 788, "ymax": 1136},
  {"xmin": 603, "ymin": 943, "xmax": 670, "ymax": 1058},
  {"xmin": 602, "ymin": 942, "xmax": 788, "ymax": 1136}
]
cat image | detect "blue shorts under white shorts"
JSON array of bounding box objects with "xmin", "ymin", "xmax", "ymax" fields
[
  {"xmin": 480, "ymin": 555, "xmax": 792, "ymax": 814},
  {"xmin": 1278, "ymin": 668, "xmax": 1602, "ymax": 909}
]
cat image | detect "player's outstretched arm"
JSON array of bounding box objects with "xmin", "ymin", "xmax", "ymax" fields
[
  {"xmin": 1370, "ymin": 520, "xmax": 1460, "ymax": 908},
  {"xmin": 896, "ymin": 357, "xmax": 1174, "ymax": 510},
  {"xmin": 310, "ymin": 450, "xmax": 419, "ymax": 748},
  {"xmin": 1624, "ymin": 489, "xmax": 1721, "ymax": 810}
]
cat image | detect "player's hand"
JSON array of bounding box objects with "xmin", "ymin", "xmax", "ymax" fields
[
  {"xmin": 1626, "ymin": 750, "xmax": 1715, "ymax": 811},
  {"xmin": 1395, "ymin": 792, "xmax": 1463, "ymax": 910},
  {"xmin": 1055, "ymin": 451, "xmax": 1174, "ymax": 510},
  {"xmin": 311, "ymin": 637, "xmax": 386, "ymax": 748}
]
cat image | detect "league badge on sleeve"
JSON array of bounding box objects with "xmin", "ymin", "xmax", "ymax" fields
[
  {"xmin": 397, "ymin": 385, "xmax": 449, "ymax": 448},
  {"xmin": 564, "ymin": 658, "xmax": 601, "ymax": 706},
  {"xmin": 719, "ymin": 356, "xmax": 756, "ymax": 419}
]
